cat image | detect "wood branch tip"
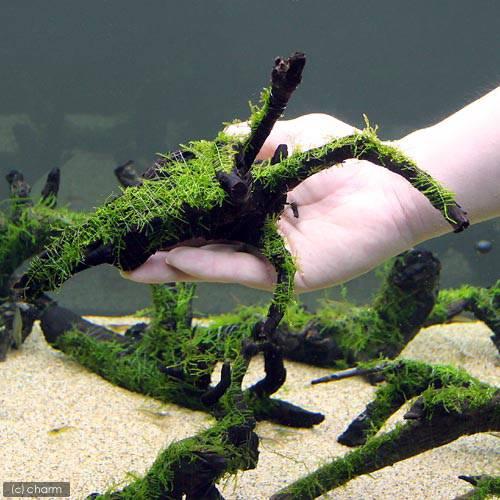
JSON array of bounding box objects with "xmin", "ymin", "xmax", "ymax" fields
[
  {"xmin": 5, "ymin": 169, "xmax": 23, "ymax": 185},
  {"xmin": 272, "ymin": 52, "xmax": 306, "ymax": 89},
  {"xmin": 458, "ymin": 475, "xmax": 482, "ymax": 486},
  {"xmin": 311, "ymin": 365, "xmax": 386, "ymax": 384}
]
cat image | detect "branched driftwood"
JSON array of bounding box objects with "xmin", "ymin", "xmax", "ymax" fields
[
  {"xmin": 455, "ymin": 475, "xmax": 500, "ymax": 499},
  {"xmin": 8, "ymin": 52, "xmax": 482, "ymax": 498},
  {"xmin": 272, "ymin": 360, "xmax": 499, "ymax": 499},
  {"xmin": 0, "ymin": 168, "xmax": 84, "ymax": 359},
  {"xmin": 39, "ymin": 282, "xmax": 324, "ymax": 429},
  {"xmin": 426, "ymin": 281, "xmax": 499, "ymax": 352},
  {"xmin": 334, "ymin": 360, "xmax": 489, "ymax": 447},
  {"xmin": 16, "ymin": 53, "xmax": 468, "ymax": 346},
  {"xmin": 204, "ymin": 248, "xmax": 442, "ymax": 367},
  {"xmin": 90, "ymin": 352, "xmax": 260, "ymax": 499},
  {"xmin": 40, "ymin": 283, "xmax": 316, "ymax": 498}
]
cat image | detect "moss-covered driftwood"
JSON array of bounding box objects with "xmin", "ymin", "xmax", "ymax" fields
[
  {"xmin": 16, "ymin": 53, "xmax": 468, "ymax": 342},
  {"xmin": 456, "ymin": 475, "xmax": 500, "ymax": 500},
  {"xmin": 40, "ymin": 282, "xmax": 324, "ymax": 429},
  {"xmin": 33, "ymin": 246, "xmax": 440, "ymax": 421},
  {"xmin": 89, "ymin": 335, "xmax": 261, "ymax": 499},
  {"xmin": 427, "ymin": 281, "xmax": 499, "ymax": 351},
  {"xmin": 0, "ymin": 168, "xmax": 85, "ymax": 359},
  {"xmin": 203, "ymin": 248, "xmax": 441, "ymax": 367},
  {"xmin": 272, "ymin": 360, "xmax": 499, "ymax": 499},
  {"xmin": 12, "ymin": 52, "xmax": 477, "ymax": 498}
]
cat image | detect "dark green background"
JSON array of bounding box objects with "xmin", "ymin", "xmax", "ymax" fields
[{"xmin": 1, "ymin": 1, "xmax": 498, "ymax": 314}]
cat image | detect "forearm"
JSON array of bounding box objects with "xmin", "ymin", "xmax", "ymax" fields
[{"xmin": 396, "ymin": 86, "xmax": 500, "ymax": 241}]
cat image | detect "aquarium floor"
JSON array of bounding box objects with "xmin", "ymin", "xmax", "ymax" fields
[{"xmin": 0, "ymin": 320, "xmax": 498, "ymax": 500}]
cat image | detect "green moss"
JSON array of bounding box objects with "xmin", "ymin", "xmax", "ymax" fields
[
  {"xmin": 201, "ymin": 250, "xmax": 437, "ymax": 367},
  {"xmin": 274, "ymin": 365, "xmax": 498, "ymax": 499},
  {"xmin": 53, "ymin": 280, "xmax": 257, "ymax": 412},
  {"xmin": 0, "ymin": 200, "xmax": 86, "ymax": 296},
  {"xmin": 261, "ymin": 216, "xmax": 297, "ymax": 311},
  {"xmin": 469, "ymin": 476, "xmax": 500, "ymax": 500},
  {"xmin": 95, "ymin": 376, "xmax": 255, "ymax": 499},
  {"xmin": 429, "ymin": 281, "xmax": 499, "ymax": 333},
  {"xmin": 430, "ymin": 285, "xmax": 480, "ymax": 323},
  {"xmin": 55, "ymin": 329, "xmax": 206, "ymax": 410},
  {"xmin": 248, "ymin": 87, "xmax": 272, "ymax": 134},
  {"xmin": 344, "ymin": 359, "xmax": 489, "ymax": 442},
  {"xmin": 205, "ymin": 304, "xmax": 268, "ymax": 330},
  {"xmin": 22, "ymin": 96, "xmax": 464, "ymax": 302},
  {"xmin": 25, "ymin": 138, "xmax": 239, "ymax": 293},
  {"xmin": 422, "ymin": 385, "xmax": 497, "ymax": 416},
  {"xmin": 252, "ymin": 124, "xmax": 460, "ymax": 226},
  {"xmin": 274, "ymin": 424, "xmax": 408, "ymax": 499},
  {"xmin": 7, "ymin": 57, "xmax": 476, "ymax": 498},
  {"xmin": 84, "ymin": 297, "xmax": 257, "ymax": 499}
]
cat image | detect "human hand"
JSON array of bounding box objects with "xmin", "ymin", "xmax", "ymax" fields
[{"xmin": 124, "ymin": 114, "xmax": 439, "ymax": 292}]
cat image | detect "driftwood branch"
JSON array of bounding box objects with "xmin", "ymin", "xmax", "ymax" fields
[
  {"xmin": 272, "ymin": 386, "xmax": 499, "ymax": 499},
  {"xmin": 0, "ymin": 168, "xmax": 78, "ymax": 360},
  {"xmin": 334, "ymin": 360, "xmax": 486, "ymax": 447},
  {"xmin": 236, "ymin": 52, "xmax": 305, "ymax": 174},
  {"xmin": 454, "ymin": 475, "xmax": 500, "ymax": 499},
  {"xmin": 114, "ymin": 160, "xmax": 142, "ymax": 188},
  {"xmin": 426, "ymin": 281, "xmax": 499, "ymax": 352},
  {"xmin": 40, "ymin": 167, "xmax": 61, "ymax": 205}
]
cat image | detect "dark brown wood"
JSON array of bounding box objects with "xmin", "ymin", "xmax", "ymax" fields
[{"xmin": 236, "ymin": 52, "xmax": 306, "ymax": 175}]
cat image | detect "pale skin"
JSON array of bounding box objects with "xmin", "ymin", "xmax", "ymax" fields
[{"xmin": 125, "ymin": 87, "xmax": 500, "ymax": 292}]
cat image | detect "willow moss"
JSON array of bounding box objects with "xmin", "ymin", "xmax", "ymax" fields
[
  {"xmin": 464, "ymin": 476, "xmax": 500, "ymax": 500},
  {"xmin": 340, "ymin": 359, "xmax": 491, "ymax": 444},
  {"xmin": 429, "ymin": 281, "xmax": 499, "ymax": 342},
  {"xmin": 93, "ymin": 347, "xmax": 258, "ymax": 499},
  {"xmin": 272, "ymin": 360, "xmax": 499, "ymax": 499},
  {"xmin": 0, "ymin": 169, "xmax": 88, "ymax": 359},
  {"xmin": 55, "ymin": 329, "xmax": 207, "ymax": 411},
  {"xmin": 252, "ymin": 123, "xmax": 459, "ymax": 223},
  {"xmin": 25, "ymin": 137, "xmax": 238, "ymax": 294},
  {"xmin": 0, "ymin": 200, "xmax": 86, "ymax": 297},
  {"xmin": 272, "ymin": 424, "xmax": 409, "ymax": 500},
  {"xmin": 200, "ymin": 249, "xmax": 440, "ymax": 366},
  {"xmin": 13, "ymin": 53, "xmax": 476, "ymax": 498},
  {"xmin": 51, "ymin": 282, "xmax": 316, "ymax": 423}
]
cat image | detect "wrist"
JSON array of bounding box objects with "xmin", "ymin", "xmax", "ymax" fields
[
  {"xmin": 394, "ymin": 129, "xmax": 455, "ymax": 244},
  {"xmin": 396, "ymin": 87, "xmax": 500, "ymax": 241}
]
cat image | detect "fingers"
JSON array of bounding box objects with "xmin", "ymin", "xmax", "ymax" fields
[
  {"xmin": 121, "ymin": 252, "xmax": 194, "ymax": 283},
  {"xmin": 164, "ymin": 246, "xmax": 276, "ymax": 290},
  {"xmin": 225, "ymin": 114, "xmax": 358, "ymax": 160},
  {"xmin": 123, "ymin": 246, "xmax": 276, "ymax": 291},
  {"xmin": 224, "ymin": 121, "xmax": 293, "ymax": 160},
  {"xmin": 286, "ymin": 114, "xmax": 359, "ymax": 150}
]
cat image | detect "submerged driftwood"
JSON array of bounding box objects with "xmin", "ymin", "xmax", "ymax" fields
[
  {"xmin": 38, "ymin": 245, "xmax": 498, "ymax": 419},
  {"xmin": 40, "ymin": 282, "xmax": 324, "ymax": 429},
  {"xmin": 272, "ymin": 360, "xmax": 499, "ymax": 499},
  {"xmin": 427, "ymin": 281, "xmax": 499, "ymax": 351},
  {"xmin": 455, "ymin": 475, "xmax": 500, "ymax": 499},
  {"xmin": 0, "ymin": 168, "xmax": 85, "ymax": 360},
  {"xmin": 205, "ymin": 248, "xmax": 441, "ymax": 367}
]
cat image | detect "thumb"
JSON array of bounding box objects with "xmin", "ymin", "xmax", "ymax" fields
[
  {"xmin": 224, "ymin": 121, "xmax": 294, "ymax": 160},
  {"xmin": 225, "ymin": 114, "xmax": 358, "ymax": 160}
]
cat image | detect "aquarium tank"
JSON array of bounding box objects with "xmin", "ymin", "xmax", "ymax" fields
[{"xmin": 0, "ymin": 2, "xmax": 499, "ymax": 500}]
